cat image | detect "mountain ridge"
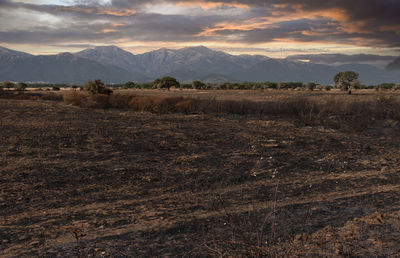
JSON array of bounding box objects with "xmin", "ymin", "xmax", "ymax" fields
[
  {"xmin": 0, "ymin": 50, "xmax": 146, "ymax": 84},
  {"xmin": 1, "ymin": 45, "xmax": 399, "ymax": 84},
  {"xmin": 386, "ymin": 57, "xmax": 400, "ymax": 71}
]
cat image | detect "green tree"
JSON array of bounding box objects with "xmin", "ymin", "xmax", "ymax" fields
[
  {"xmin": 334, "ymin": 71, "xmax": 359, "ymax": 92},
  {"xmin": 124, "ymin": 81, "xmax": 137, "ymax": 89},
  {"xmin": 192, "ymin": 80, "xmax": 206, "ymax": 90},
  {"xmin": 84, "ymin": 80, "xmax": 113, "ymax": 95},
  {"xmin": 153, "ymin": 76, "xmax": 180, "ymax": 90}
]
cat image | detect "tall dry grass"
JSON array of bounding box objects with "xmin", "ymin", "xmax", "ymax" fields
[{"xmin": 63, "ymin": 91, "xmax": 400, "ymax": 131}]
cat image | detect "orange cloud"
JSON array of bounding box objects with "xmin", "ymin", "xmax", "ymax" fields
[
  {"xmin": 52, "ymin": 6, "xmax": 136, "ymax": 17},
  {"xmin": 176, "ymin": 1, "xmax": 249, "ymax": 10},
  {"xmin": 97, "ymin": 9, "xmax": 136, "ymax": 16}
]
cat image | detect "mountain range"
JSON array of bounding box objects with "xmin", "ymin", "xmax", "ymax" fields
[
  {"xmin": 0, "ymin": 46, "xmax": 399, "ymax": 85},
  {"xmin": 386, "ymin": 57, "xmax": 400, "ymax": 71}
]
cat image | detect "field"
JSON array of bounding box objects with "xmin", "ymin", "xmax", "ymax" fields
[{"xmin": 1, "ymin": 90, "xmax": 400, "ymax": 256}]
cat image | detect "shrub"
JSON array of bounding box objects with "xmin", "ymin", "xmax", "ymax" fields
[
  {"xmin": 375, "ymin": 83, "xmax": 395, "ymax": 91},
  {"xmin": 139, "ymin": 82, "xmax": 153, "ymax": 89},
  {"xmin": 123, "ymin": 81, "xmax": 137, "ymax": 89},
  {"xmin": 278, "ymin": 82, "xmax": 303, "ymax": 90},
  {"xmin": 264, "ymin": 82, "xmax": 278, "ymax": 89},
  {"xmin": 84, "ymin": 80, "xmax": 113, "ymax": 95},
  {"xmin": 87, "ymin": 94, "xmax": 110, "ymax": 109},
  {"xmin": 52, "ymin": 86, "xmax": 60, "ymax": 91},
  {"xmin": 192, "ymin": 80, "xmax": 206, "ymax": 90},
  {"xmin": 63, "ymin": 91, "xmax": 88, "ymax": 106},
  {"xmin": 2, "ymin": 81, "xmax": 14, "ymax": 90},
  {"xmin": 129, "ymin": 96, "xmax": 159, "ymax": 112},
  {"xmin": 306, "ymin": 82, "xmax": 316, "ymax": 91},
  {"xmin": 216, "ymin": 83, "xmax": 230, "ymax": 90},
  {"xmin": 181, "ymin": 84, "xmax": 193, "ymax": 89},
  {"xmin": 16, "ymin": 82, "xmax": 27, "ymax": 91},
  {"xmin": 108, "ymin": 93, "xmax": 135, "ymax": 109}
]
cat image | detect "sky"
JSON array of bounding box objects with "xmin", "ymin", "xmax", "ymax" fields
[{"xmin": 0, "ymin": 0, "xmax": 400, "ymax": 58}]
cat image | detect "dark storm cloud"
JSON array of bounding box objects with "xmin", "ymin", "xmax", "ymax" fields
[{"xmin": 0, "ymin": 0, "xmax": 399, "ymax": 48}]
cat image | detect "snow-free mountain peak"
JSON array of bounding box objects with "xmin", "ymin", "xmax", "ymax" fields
[
  {"xmin": 0, "ymin": 46, "xmax": 33, "ymax": 57},
  {"xmin": 76, "ymin": 45, "xmax": 137, "ymax": 71}
]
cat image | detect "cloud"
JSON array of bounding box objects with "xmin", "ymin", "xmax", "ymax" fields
[{"xmin": 0, "ymin": 0, "xmax": 399, "ymax": 54}]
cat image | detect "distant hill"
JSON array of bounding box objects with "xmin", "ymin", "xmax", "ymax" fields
[
  {"xmin": 386, "ymin": 57, "xmax": 400, "ymax": 71},
  {"xmin": 0, "ymin": 51, "xmax": 145, "ymax": 84},
  {"xmin": 1, "ymin": 45, "xmax": 399, "ymax": 84}
]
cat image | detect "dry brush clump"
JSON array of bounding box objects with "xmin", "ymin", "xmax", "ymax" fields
[
  {"xmin": 63, "ymin": 91, "xmax": 196, "ymax": 113},
  {"xmin": 63, "ymin": 91, "xmax": 89, "ymax": 106}
]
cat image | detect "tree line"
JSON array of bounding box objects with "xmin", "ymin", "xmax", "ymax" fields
[{"xmin": 1, "ymin": 71, "xmax": 399, "ymax": 92}]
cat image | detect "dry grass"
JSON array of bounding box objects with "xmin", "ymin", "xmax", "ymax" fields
[{"xmin": 62, "ymin": 91, "xmax": 400, "ymax": 132}]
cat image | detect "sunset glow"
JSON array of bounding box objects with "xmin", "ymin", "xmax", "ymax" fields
[{"xmin": 0, "ymin": 0, "xmax": 399, "ymax": 57}]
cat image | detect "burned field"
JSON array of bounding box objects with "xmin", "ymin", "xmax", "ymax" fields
[{"xmin": 1, "ymin": 94, "xmax": 400, "ymax": 256}]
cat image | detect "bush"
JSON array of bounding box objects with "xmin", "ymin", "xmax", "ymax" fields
[
  {"xmin": 278, "ymin": 82, "xmax": 303, "ymax": 90},
  {"xmin": 84, "ymin": 80, "xmax": 113, "ymax": 95},
  {"xmin": 216, "ymin": 83, "xmax": 230, "ymax": 90},
  {"xmin": 87, "ymin": 94, "xmax": 110, "ymax": 109},
  {"xmin": 264, "ymin": 82, "xmax": 278, "ymax": 89},
  {"xmin": 306, "ymin": 82, "xmax": 317, "ymax": 91},
  {"xmin": 2, "ymin": 81, "xmax": 14, "ymax": 90},
  {"xmin": 52, "ymin": 86, "xmax": 60, "ymax": 91},
  {"xmin": 16, "ymin": 82, "xmax": 27, "ymax": 91},
  {"xmin": 63, "ymin": 91, "xmax": 88, "ymax": 106},
  {"xmin": 181, "ymin": 84, "xmax": 193, "ymax": 89},
  {"xmin": 108, "ymin": 94, "xmax": 135, "ymax": 109},
  {"xmin": 375, "ymin": 83, "xmax": 395, "ymax": 91},
  {"xmin": 123, "ymin": 81, "xmax": 137, "ymax": 89},
  {"xmin": 192, "ymin": 80, "xmax": 206, "ymax": 90}
]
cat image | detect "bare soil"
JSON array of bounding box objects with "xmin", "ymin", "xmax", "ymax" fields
[{"xmin": 1, "ymin": 94, "xmax": 400, "ymax": 257}]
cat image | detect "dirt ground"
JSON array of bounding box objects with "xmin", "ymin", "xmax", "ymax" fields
[{"xmin": 1, "ymin": 94, "xmax": 400, "ymax": 257}]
